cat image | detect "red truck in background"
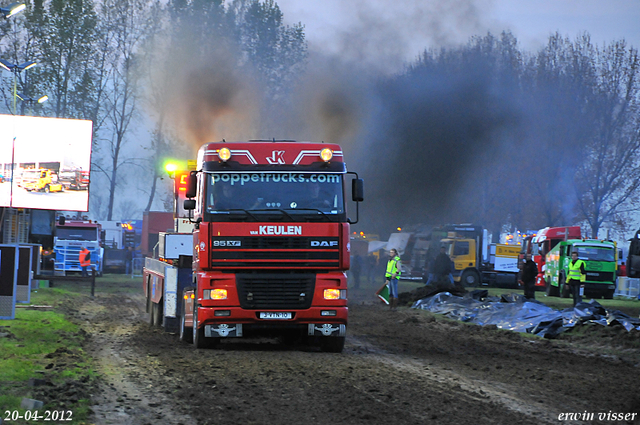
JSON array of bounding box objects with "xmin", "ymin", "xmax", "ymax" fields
[
  {"xmin": 148, "ymin": 140, "xmax": 363, "ymax": 353},
  {"xmin": 520, "ymin": 226, "xmax": 581, "ymax": 293}
]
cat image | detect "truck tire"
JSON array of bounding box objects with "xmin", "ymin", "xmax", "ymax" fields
[
  {"xmin": 193, "ymin": 308, "xmax": 218, "ymax": 349},
  {"xmin": 604, "ymin": 289, "xmax": 615, "ymax": 300},
  {"xmin": 146, "ymin": 280, "xmax": 152, "ymax": 313},
  {"xmin": 153, "ymin": 299, "xmax": 163, "ymax": 327},
  {"xmin": 461, "ymin": 270, "xmax": 480, "ymax": 287},
  {"xmin": 180, "ymin": 312, "xmax": 193, "ymax": 343},
  {"xmin": 148, "ymin": 301, "xmax": 155, "ymax": 326},
  {"xmin": 545, "ymin": 278, "xmax": 559, "ymax": 297},
  {"xmin": 320, "ymin": 336, "xmax": 345, "ymax": 353},
  {"xmin": 44, "ymin": 185, "xmax": 50, "ymax": 193}
]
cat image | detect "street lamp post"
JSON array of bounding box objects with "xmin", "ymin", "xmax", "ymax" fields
[
  {"xmin": 0, "ymin": 58, "xmax": 37, "ymax": 221},
  {"xmin": 17, "ymin": 92, "xmax": 47, "ymax": 115},
  {"xmin": 0, "ymin": 2, "xmax": 25, "ymax": 19},
  {"xmin": 0, "ymin": 59, "xmax": 36, "ymax": 115},
  {"xmin": 0, "ymin": 2, "xmax": 29, "ymax": 244}
]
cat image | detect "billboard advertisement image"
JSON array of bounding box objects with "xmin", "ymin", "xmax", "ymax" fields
[{"xmin": 0, "ymin": 114, "xmax": 93, "ymax": 211}]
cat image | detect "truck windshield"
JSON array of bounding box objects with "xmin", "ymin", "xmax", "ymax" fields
[
  {"xmin": 22, "ymin": 170, "xmax": 44, "ymax": 179},
  {"xmin": 57, "ymin": 228, "xmax": 97, "ymax": 241},
  {"xmin": 59, "ymin": 172, "xmax": 76, "ymax": 180},
  {"xmin": 205, "ymin": 172, "xmax": 344, "ymax": 214},
  {"xmin": 574, "ymin": 246, "xmax": 615, "ymax": 262}
]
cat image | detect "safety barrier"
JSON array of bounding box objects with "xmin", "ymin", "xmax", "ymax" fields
[{"xmin": 614, "ymin": 277, "xmax": 640, "ymax": 299}]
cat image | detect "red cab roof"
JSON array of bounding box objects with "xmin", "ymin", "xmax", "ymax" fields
[{"xmin": 197, "ymin": 140, "xmax": 344, "ymax": 167}]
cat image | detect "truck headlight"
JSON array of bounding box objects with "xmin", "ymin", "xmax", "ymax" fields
[
  {"xmin": 218, "ymin": 147, "xmax": 231, "ymax": 162},
  {"xmin": 323, "ymin": 289, "xmax": 346, "ymax": 300},
  {"xmin": 320, "ymin": 148, "xmax": 333, "ymax": 162},
  {"xmin": 203, "ymin": 289, "xmax": 227, "ymax": 300}
]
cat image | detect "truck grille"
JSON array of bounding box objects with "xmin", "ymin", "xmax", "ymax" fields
[
  {"xmin": 209, "ymin": 237, "xmax": 340, "ymax": 268},
  {"xmin": 236, "ymin": 273, "xmax": 315, "ymax": 309},
  {"xmin": 585, "ymin": 271, "xmax": 615, "ymax": 282}
]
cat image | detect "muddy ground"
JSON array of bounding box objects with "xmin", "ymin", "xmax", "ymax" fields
[{"xmin": 47, "ymin": 279, "xmax": 640, "ymax": 425}]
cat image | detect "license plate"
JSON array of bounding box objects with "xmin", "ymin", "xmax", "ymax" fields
[{"xmin": 259, "ymin": 312, "xmax": 292, "ymax": 320}]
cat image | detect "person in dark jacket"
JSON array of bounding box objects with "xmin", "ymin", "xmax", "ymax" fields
[
  {"xmin": 433, "ymin": 246, "xmax": 453, "ymax": 284},
  {"xmin": 423, "ymin": 254, "xmax": 436, "ymax": 285},
  {"xmin": 519, "ymin": 253, "xmax": 538, "ymax": 299},
  {"xmin": 125, "ymin": 246, "xmax": 134, "ymax": 275}
]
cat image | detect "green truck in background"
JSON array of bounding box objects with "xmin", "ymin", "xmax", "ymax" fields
[{"xmin": 544, "ymin": 239, "xmax": 617, "ymax": 299}]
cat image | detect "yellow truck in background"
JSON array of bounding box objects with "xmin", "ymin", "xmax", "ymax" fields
[
  {"xmin": 439, "ymin": 224, "xmax": 520, "ymax": 287},
  {"xmin": 21, "ymin": 169, "xmax": 64, "ymax": 193}
]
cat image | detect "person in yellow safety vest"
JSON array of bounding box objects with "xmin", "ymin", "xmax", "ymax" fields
[
  {"xmin": 79, "ymin": 247, "xmax": 91, "ymax": 277},
  {"xmin": 385, "ymin": 248, "xmax": 402, "ymax": 310},
  {"xmin": 567, "ymin": 250, "xmax": 586, "ymax": 306}
]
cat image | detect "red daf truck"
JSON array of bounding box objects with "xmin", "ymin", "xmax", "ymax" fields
[
  {"xmin": 519, "ymin": 226, "xmax": 581, "ymax": 293},
  {"xmin": 177, "ymin": 140, "xmax": 363, "ymax": 352}
]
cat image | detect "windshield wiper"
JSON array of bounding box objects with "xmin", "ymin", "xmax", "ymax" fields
[
  {"xmin": 250, "ymin": 208, "xmax": 295, "ymax": 221},
  {"xmin": 210, "ymin": 209, "xmax": 258, "ymax": 221},
  {"xmin": 284, "ymin": 208, "xmax": 332, "ymax": 221}
]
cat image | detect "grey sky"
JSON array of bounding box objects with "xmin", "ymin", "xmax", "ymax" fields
[{"xmin": 275, "ymin": 0, "xmax": 640, "ymax": 70}]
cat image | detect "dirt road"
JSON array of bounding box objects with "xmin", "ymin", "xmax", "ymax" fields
[{"xmin": 61, "ymin": 280, "xmax": 640, "ymax": 425}]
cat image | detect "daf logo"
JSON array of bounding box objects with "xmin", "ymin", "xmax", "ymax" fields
[{"xmin": 311, "ymin": 240, "xmax": 338, "ymax": 247}]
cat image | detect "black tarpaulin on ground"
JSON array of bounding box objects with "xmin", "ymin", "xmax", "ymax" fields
[{"xmin": 411, "ymin": 292, "xmax": 640, "ymax": 338}]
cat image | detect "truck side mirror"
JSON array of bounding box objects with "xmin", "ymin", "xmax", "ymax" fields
[
  {"xmin": 184, "ymin": 199, "xmax": 196, "ymax": 210},
  {"xmin": 352, "ymin": 178, "xmax": 364, "ymax": 202},
  {"xmin": 186, "ymin": 171, "xmax": 197, "ymax": 199}
]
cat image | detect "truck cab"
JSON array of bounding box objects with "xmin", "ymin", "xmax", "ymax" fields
[
  {"xmin": 54, "ymin": 219, "xmax": 104, "ymax": 276},
  {"xmin": 59, "ymin": 169, "xmax": 88, "ymax": 190},
  {"xmin": 21, "ymin": 169, "xmax": 64, "ymax": 193},
  {"xmin": 438, "ymin": 225, "xmax": 519, "ymax": 288},
  {"xmin": 544, "ymin": 239, "xmax": 617, "ymax": 299},
  {"xmin": 175, "ymin": 140, "xmax": 363, "ymax": 352}
]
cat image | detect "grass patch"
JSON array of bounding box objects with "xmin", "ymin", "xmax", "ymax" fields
[
  {"xmin": 37, "ymin": 273, "xmax": 140, "ymax": 297},
  {"xmin": 0, "ymin": 287, "xmax": 97, "ymax": 424}
]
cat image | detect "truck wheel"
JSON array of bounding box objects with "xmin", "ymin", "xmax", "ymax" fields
[
  {"xmin": 148, "ymin": 301, "xmax": 155, "ymax": 326},
  {"xmin": 320, "ymin": 336, "xmax": 345, "ymax": 353},
  {"xmin": 44, "ymin": 185, "xmax": 50, "ymax": 193},
  {"xmin": 604, "ymin": 289, "xmax": 615, "ymax": 300},
  {"xmin": 146, "ymin": 280, "xmax": 152, "ymax": 314},
  {"xmin": 545, "ymin": 278, "xmax": 558, "ymax": 297},
  {"xmin": 193, "ymin": 308, "xmax": 218, "ymax": 349},
  {"xmin": 153, "ymin": 300, "xmax": 163, "ymax": 327},
  {"xmin": 461, "ymin": 271, "xmax": 480, "ymax": 287},
  {"xmin": 180, "ymin": 312, "xmax": 193, "ymax": 343}
]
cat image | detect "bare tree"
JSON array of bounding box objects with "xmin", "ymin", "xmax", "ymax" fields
[
  {"xmin": 26, "ymin": 0, "xmax": 98, "ymax": 118},
  {"xmin": 92, "ymin": 0, "xmax": 154, "ymax": 220},
  {"xmin": 574, "ymin": 40, "xmax": 640, "ymax": 237}
]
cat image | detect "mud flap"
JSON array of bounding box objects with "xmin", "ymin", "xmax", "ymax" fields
[{"xmin": 308, "ymin": 324, "xmax": 346, "ymax": 337}]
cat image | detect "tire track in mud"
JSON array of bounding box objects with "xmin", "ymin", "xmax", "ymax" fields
[
  {"xmin": 73, "ymin": 287, "xmax": 639, "ymax": 425},
  {"xmin": 79, "ymin": 295, "xmax": 194, "ymax": 425},
  {"xmin": 346, "ymin": 336, "xmax": 560, "ymax": 424}
]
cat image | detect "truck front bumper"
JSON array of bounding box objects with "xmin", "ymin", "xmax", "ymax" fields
[{"xmin": 197, "ymin": 306, "xmax": 348, "ymax": 338}]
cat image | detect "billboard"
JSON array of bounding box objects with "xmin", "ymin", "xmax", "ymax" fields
[{"xmin": 0, "ymin": 114, "xmax": 93, "ymax": 211}]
